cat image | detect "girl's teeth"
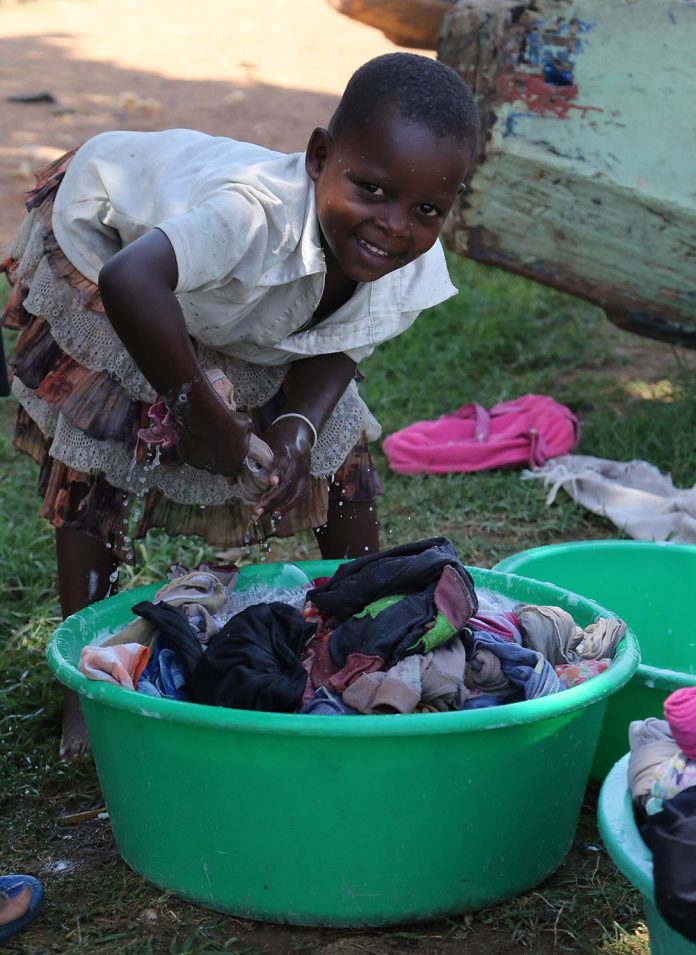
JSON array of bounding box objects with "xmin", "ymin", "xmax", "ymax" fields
[{"xmin": 360, "ymin": 239, "xmax": 387, "ymax": 256}]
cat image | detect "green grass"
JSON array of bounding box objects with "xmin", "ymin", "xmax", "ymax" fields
[{"xmin": 3, "ymin": 255, "xmax": 696, "ymax": 952}]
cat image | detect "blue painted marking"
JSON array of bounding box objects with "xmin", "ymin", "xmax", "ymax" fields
[{"xmin": 543, "ymin": 64, "xmax": 574, "ymax": 86}]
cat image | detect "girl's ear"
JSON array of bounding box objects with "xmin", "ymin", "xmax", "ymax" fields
[{"xmin": 305, "ymin": 127, "xmax": 333, "ymax": 182}]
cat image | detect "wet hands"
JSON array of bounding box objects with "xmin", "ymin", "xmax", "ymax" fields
[
  {"xmin": 250, "ymin": 416, "xmax": 315, "ymax": 521},
  {"xmin": 177, "ymin": 402, "xmax": 252, "ymax": 477}
]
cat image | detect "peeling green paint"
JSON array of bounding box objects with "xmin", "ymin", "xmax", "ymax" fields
[{"xmin": 440, "ymin": 0, "xmax": 696, "ymax": 344}]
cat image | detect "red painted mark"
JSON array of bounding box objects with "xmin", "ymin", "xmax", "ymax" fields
[{"xmin": 497, "ymin": 71, "xmax": 602, "ymax": 119}]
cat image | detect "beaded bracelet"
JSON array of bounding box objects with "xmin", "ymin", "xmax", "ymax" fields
[{"xmin": 271, "ymin": 412, "xmax": 318, "ymax": 449}]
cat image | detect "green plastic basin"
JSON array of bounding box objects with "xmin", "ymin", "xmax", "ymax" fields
[
  {"xmin": 598, "ymin": 755, "xmax": 696, "ymax": 955},
  {"xmin": 47, "ymin": 559, "xmax": 639, "ymax": 927},
  {"xmin": 494, "ymin": 541, "xmax": 696, "ymax": 780}
]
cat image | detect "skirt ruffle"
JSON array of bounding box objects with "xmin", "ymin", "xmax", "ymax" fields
[{"xmin": 1, "ymin": 153, "xmax": 383, "ymax": 562}]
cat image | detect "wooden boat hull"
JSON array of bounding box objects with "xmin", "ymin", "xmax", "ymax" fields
[
  {"xmin": 438, "ymin": 0, "xmax": 696, "ymax": 345},
  {"xmin": 329, "ymin": 0, "xmax": 452, "ymax": 48}
]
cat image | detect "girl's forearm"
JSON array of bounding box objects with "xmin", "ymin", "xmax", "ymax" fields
[
  {"xmin": 98, "ymin": 229, "xmax": 223, "ymax": 423},
  {"xmin": 280, "ymin": 352, "xmax": 357, "ymax": 434}
]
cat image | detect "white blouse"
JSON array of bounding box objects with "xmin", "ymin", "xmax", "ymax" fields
[{"xmin": 52, "ymin": 128, "xmax": 458, "ymax": 366}]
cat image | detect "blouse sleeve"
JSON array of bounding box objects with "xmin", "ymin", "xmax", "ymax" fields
[{"xmin": 156, "ymin": 185, "xmax": 288, "ymax": 294}]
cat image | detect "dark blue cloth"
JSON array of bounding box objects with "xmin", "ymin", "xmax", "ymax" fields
[
  {"xmin": 463, "ymin": 628, "xmax": 560, "ymax": 700},
  {"xmin": 138, "ymin": 648, "xmax": 189, "ymax": 701},
  {"xmin": 327, "ymin": 591, "xmax": 446, "ymax": 669},
  {"xmin": 299, "ymin": 687, "xmax": 358, "ymax": 715},
  {"xmin": 462, "ymin": 693, "xmax": 503, "ymax": 710}
]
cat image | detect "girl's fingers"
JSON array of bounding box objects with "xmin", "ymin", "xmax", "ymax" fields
[{"xmin": 250, "ymin": 476, "xmax": 290, "ymax": 519}]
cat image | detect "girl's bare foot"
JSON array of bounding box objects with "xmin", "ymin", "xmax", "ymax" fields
[{"xmin": 59, "ymin": 689, "xmax": 89, "ymax": 760}]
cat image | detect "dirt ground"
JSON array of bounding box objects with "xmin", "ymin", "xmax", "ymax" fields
[{"xmin": 0, "ymin": 0, "xmax": 430, "ymax": 246}]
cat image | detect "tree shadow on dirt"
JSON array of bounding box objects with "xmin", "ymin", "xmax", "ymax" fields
[{"xmin": 0, "ymin": 31, "xmax": 341, "ymax": 241}]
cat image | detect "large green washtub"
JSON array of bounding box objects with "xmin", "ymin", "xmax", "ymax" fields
[
  {"xmin": 598, "ymin": 755, "xmax": 696, "ymax": 955},
  {"xmin": 47, "ymin": 559, "xmax": 639, "ymax": 927},
  {"xmin": 494, "ymin": 541, "xmax": 696, "ymax": 780}
]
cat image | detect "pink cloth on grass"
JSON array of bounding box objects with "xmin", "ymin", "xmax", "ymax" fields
[
  {"xmin": 382, "ymin": 394, "xmax": 579, "ymax": 475},
  {"xmin": 664, "ymin": 686, "xmax": 696, "ymax": 759}
]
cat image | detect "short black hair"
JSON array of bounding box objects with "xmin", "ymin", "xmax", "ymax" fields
[{"xmin": 329, "ymin": 53, "xmax": 478, "ymax": 152}]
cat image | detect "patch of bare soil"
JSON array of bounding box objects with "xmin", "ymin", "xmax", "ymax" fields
[{"xmin": 0, "ymin": 0, "xmax": 431, "ymax": 245}]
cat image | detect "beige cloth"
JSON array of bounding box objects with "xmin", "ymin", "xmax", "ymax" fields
[
  {"xmin": 523, "ymin": 454, "xmax": 696, "ymax": 543},
  {"xmin": 343, "ymin": 638, "xmax": 469, "ymax": 714},
  {"xmin": 517, "ymin": 604, "xmax": 625, "ymax": 664},
  {"xmin": 102, "ymin": 571, "xmax": 228, "ymax": 648},
  {"xmin": 578, "ymin": 617, "xmax": 626, "ymax": 660},
  {"xmin": 516, "ymin": 604, "xmax": 584, "ymax": 666},
  {"xmin": 628, "ymin": 718, "xmax": 680, "ymax": 801},
  {"xmin": 468, "ymin": 648, "xmax": 510, "ymax": 693},
  {"xmin": 205, "ymin": 369, "xmax": 273, "ymax": 503},
  {"xmin": 420, "ymin": 637, "xmax": 469, "ymax": 710}
]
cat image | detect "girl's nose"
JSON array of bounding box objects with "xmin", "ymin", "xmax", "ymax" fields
[{"xmin": 377, "ymin": 204, "xmax": 410, "ymax": 238}]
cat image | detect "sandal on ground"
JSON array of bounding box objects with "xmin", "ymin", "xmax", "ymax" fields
[{"xmin": 0, "ymin": 875, "xmax": 44, "ymax": 943}]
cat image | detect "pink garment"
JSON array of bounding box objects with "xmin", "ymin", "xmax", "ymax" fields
[
  {"xmin": 664, "ymin": 686, "xmax": 696, "ymax": 759},
  {"xmin": 137, "ymin": 398, "xmax": 179, "ymax": 449},
  {"xmin": 382, "ymin": 394, "xmax": 579, "ymax": 475},
  {"xmin": 136, "ymin": 369, "xmax": 274, "ymax": 504},
  {"xmin": 80, "ymin": 643, "xmax": 150, "ymax": 690},
  {"xmin": 555, "ymin": 658, "xmax": 610, "ymax": 689},
  {"xmin": 468, "ymin": 610, "xmax": 522, "ymax": 642}
]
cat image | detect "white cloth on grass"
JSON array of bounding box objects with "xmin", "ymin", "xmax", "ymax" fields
[{"xmin": 522, "ymin": 454, "xmax": 696, "ymax": 543}]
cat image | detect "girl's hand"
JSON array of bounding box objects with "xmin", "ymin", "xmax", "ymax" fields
[
  {"xmin": 177, "ymin": 399, "xmax": 252, "ymax": 477},
  {"xmin": 250, "ymin": 417, "xmax": 314, "ymax": 520}
]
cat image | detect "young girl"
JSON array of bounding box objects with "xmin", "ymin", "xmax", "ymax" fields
[{"xmin": 1, "ymin": 52, "xmax": 478, "ymax": 753}]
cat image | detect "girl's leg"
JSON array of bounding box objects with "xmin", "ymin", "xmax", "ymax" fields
[
  {"xmin": 55, "ymin": 527, "xmax": 120, "ymax": 759},
  {"xmin": 314, "ymin": 496, "xmax": 380, "ymax": 559}
]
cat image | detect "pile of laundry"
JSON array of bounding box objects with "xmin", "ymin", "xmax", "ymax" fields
[
  {"xmin": 627, "ymin": 686, "xmax": 696, "ymax": 943},
  {"xmin": 79, "ymin": 537, "xmax": 626, "ymax": 715}
]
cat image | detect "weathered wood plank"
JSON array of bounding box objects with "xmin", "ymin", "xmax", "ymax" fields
[{"xmin": 440, "ymin": 0, "xmax": 696, "ymax": 344}]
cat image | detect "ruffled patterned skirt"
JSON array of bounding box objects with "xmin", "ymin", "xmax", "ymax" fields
[{"xmin": 1, "ymin": 153, "xmax": 383, "ymax": 562}]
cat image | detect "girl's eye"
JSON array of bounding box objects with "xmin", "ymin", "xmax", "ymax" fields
[
  {"xmin": 361, "ymin": 182, "xmax": 385, "ymax": 197},
  {"xmin": 418, "ymin": 203, "xmax": 440, "ymax": 218}
]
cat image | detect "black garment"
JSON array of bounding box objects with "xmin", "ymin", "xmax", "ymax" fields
[
  {"xmin": 641, "ymin": 785, "xmax": 696, "ymax": 943},
  {"xmin": 188, "ymin": 602, "xmax": 315, "ymax": 712},
  {"xmin": 131, "ymin": 600, "xmax": 204, "ymax": 680},
  {"xmin": 308, "ymin": 537, "xmax": 478, "ymax": 668},
  {"xmin": 326, "ymin": 591, "xmax": 448, "ymax": 670},
  {"xmin": 308, "ymin": 537, "xmax": 478, "ymax": 622}
]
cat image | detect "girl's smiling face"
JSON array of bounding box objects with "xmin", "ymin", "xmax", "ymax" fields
[{"xmin": 305, "ymin": 109, "xmax": 471, "ymax": 284}]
